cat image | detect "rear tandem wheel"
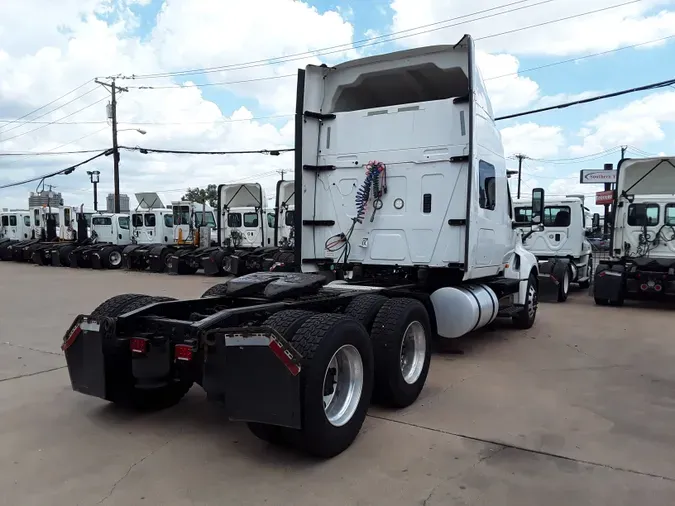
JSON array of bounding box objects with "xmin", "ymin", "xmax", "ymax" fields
[{"xmin": 89, "ymin": 293, "xmax": 193, "ymax": 410}]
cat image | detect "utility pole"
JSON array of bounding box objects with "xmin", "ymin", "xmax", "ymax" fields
[
  {"xmin": 620, "ymin": 145, "xmax": 627, "ymax": 159},
  {"xmin": 95, "ymin": 78, "xmax": 128, "ymax": 213},
  {"xmin": 277, "ymin": 169, "xmax": 287, "ymax": 181},
  {"xmin": 515, "ymin": 154, "xmax": 527, "ymax": 199}
]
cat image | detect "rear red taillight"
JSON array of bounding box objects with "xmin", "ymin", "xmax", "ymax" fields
[
  {"xmin": 130, "ymin": 337, "xmax": 147, "ymax": 354},
  {"xmin": 640, "ymin": 284, "xmax": 648, "ymax": 291},
  {"xmin": 655, "ymin": 284, "xmax": 663, "ymax": 292},
  {"xmin": 175, "ymin": 344, "xmax": 193, "ymax": 361}
]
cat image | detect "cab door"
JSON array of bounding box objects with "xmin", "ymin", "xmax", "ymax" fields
[{"xmin": 142, "ymin": 213, "xmax": 157, "ymax": 243}]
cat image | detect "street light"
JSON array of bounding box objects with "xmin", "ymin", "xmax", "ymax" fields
[
  {"xmin": 118, "ymin": 128, "xmax": 147, "ymax": 135},
  {"xmin": 87, "ymin": 170, "xmax": 101, "ymax": 211}
]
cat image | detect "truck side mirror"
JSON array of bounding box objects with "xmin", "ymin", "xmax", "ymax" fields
[
  {"xmin": 632, "ymin": 203, "xmax": 648, "ymax": 226},
  {"xmin": 531, "ymin": 188, "xmax": 545, "ymax": 228},
  {"xmin": 592, "ymin": 213, "xmax": 600, "ymax": 230}
]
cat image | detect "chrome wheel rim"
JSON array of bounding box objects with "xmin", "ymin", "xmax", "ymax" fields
[
  {"xmin": 563, "ymin": 269, "xmax": 570, "ymax": 294},
  {"xmin": 400, "ymin": 321, "xmax": 426, "ymax": 385},
  {"xmin": 527, "ymin": 283, "xmax": 538, "ymax": 319},
  {"xmin": 109, "ymin": 251, "xmax": 122, "ymax": 266},
  {"xmin": 323, "ymin": 344, "xmax": 364, "ymax": 427}
]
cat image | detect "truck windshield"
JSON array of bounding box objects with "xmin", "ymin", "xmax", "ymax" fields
[
  {"xmin": 244, "ymin": 213, "xmax": 258, "ymax": 227},
  {"xmin": 173, "ymin": 206, "xmax": 190, "ymax": 225},
  {"xmin": 195, "ymin": 211, "xmax": 216, "ymax": 227}
]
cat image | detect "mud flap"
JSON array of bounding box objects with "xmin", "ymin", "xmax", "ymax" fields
[
  {"xmin": 62, "ymin": 317, "xmax": 108, "ymax": 399},
  {"xmin": 203, "ymin": 327, "xmax": 302, "ymax": 429},
  {"xmin": 537, "ymin": 259, "xmax": 568, "ymax": 301},
  {"xmin": 202, "ymin": 249, "xmax": 227, "ymax": 276},
  {"xmin": 594, "ymin": 265, "xmax": 625, "ymax": 302}
]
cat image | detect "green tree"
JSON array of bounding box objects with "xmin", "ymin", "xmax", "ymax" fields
[{"xmin": 181, "ymin": 184, "xmax": 218, "ymax": 207}]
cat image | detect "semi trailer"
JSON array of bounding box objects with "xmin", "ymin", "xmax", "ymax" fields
[
  {"xmin": 593, "ymin": 156, "xmax": 675, "ymax": 305},
  {"xmin": 61, "ymin": 35, "xmax": 542, "ymax": 458}
]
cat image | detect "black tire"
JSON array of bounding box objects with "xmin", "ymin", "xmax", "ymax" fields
[
  {"xmin": 369, "ymin": 298, "xmax": 432, "ymax": 408},
  {"xmin": 104, "ymin": 247, "xmax": 124, "ymax": 269},
  {"xmin": 344, "ymin": 294, "xmax": 388, "ymax": 332},
  {"xmin": 90, "ymin": 294, "xmax": 148, "ymax": 319},
  {"xmin": 512, "ymin": 273, "xmax": 538, "ymax": 329},
  {"xmin": 578, "ymin": 257, "xmax": 592, "ymax": 289},
  {"xmin": 594, "ymin": 296, "xmax": 610, "ymax": 306},
  {"xmin": 557, "ymin": 266, "xmax": 570, "ymax": 302},
  {"xmin": 246, "ymin": 310, "xmax": 315, "ymax": 444},
  {"xmin": 90, "ymin": 294, "xmax": 175, "ymax": 319},
  {"xmin": 285, "ymin": 313, "xmax": 374, "ymax": 458},
  {"xmin": 59, "ymin": 245, "xmax": 76, "ymax": 267},
  {"xmin": 201, "ymin": 283, "xmax": 229, "ymax": 298}
]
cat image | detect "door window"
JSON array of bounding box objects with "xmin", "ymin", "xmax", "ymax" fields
[
  {"xmin": 9, "ymin": 216, "xmax": 17, "ymax": 226},
  {"xmin": 478, "ymin": 161, "xmax": 496, "ymax": 211},
  {"xmin": 164, "ymin": 214, "xmax": 174, "ymax": 228},
  {"xmin": 244, "ymin": 213, "xmax": 259, "ymax": 227},
  {"xmin": 544, "ymin": 206, "xmax": 571, "ymax": 227},
  {"xmin": 144, "ymin": 214, "xmax": 156, "ymax": 227},
  {"xmin": 132, "ymin": 214, "xmax": 143, "ymax": 227},
  {"xmin": 24, "ymin": 216, "xmax": 31, "ymax": 227},
  {"xmin": 118, "ymin": 216, "xmax": 130, "ymax": 230}
]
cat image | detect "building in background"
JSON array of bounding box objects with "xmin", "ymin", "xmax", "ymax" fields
[
  {"xmin": 106, "ymin": 193, "xmax": 130, "ymax": 213},
  {"xmin": 28, "ymin": 190, "xmax": 64, "ymax": 208}
]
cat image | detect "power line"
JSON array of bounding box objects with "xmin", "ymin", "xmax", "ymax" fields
[
  {"xmin": 128, "ymin": 32, "xmax": 675, "ymax": 91},
  {"xmin": 0, "ymin": 148, "xmax": 107, "ymax": 157},
  {"xmin": 122, "ymin": 0, "xmax": 552, "ymax": 80},
  {"xmin": 495, "ymin": 76, "xmax": 675, "ymax": 121},
  {"xmin": 0, "ymin": 96, "xmax": 109, "ymax": 144},
  {"xmin": 0, "ymin": 80, "xmax": 93, "ymax": 133},
  {"xmin": 120, "ymin": 146, "xmax": 294, "ymax": 156},
  {"xmin": 0, "ymin": 86, "xmax": 100, "ymax": 135},
  {"xmin": 483, "ymin": 33, "xmax": 675, "ymax": 81},
  {"xmin": 119, "ymin": 0, "xmax": 641, "ymax": 82},
  {"xmin": 0, "ymin": 150, "xmax": 111, "ymax": 190}
]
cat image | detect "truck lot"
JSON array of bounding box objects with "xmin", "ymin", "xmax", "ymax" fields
[{"xmin": 1, "ymin": 263, "xmax": 674, "ymax": 505}]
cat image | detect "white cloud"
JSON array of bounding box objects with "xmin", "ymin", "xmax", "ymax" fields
[
  {"xmin": 0, "ymin": 0, "xmax": 356, "ymax": 209},
  {"xmin": 500, "ymin": 122, "xmax": 565, "ymax": 158},
  {"xmin": 389, "ymin": 0, "xmax": 675, "ymax": 56},
  {"xmin": 478, "ymin": 51, "xmax": 539, "ymax": 114},
  {"xmin": 569, "ymin": 90, "xmax": 675, "ymax": 155}
]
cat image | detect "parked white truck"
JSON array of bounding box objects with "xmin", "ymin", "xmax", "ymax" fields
[
  {"xmin": 61, "ymin": 35, "xmax": 544, "ymax": 459},
  {"xmin": 514, "ymin": 195, "xmax": 594, "ymax": 301},
  {"xmin": 593, "ymin": 156, "xmax": 675, "ymax": 305}
]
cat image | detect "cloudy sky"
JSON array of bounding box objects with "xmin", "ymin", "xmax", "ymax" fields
[{"xmin": 1, "ymin": 0, "xmax": 674, "ymax": 213}]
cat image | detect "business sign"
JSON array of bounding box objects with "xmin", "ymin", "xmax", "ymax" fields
[
  {"xmin": 579, "ymin": 169, "xmax": 617, "ymax": 184},
  {"xmin": 595, "ymin": 190, "xmax": 614, "ymax": 205}
]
